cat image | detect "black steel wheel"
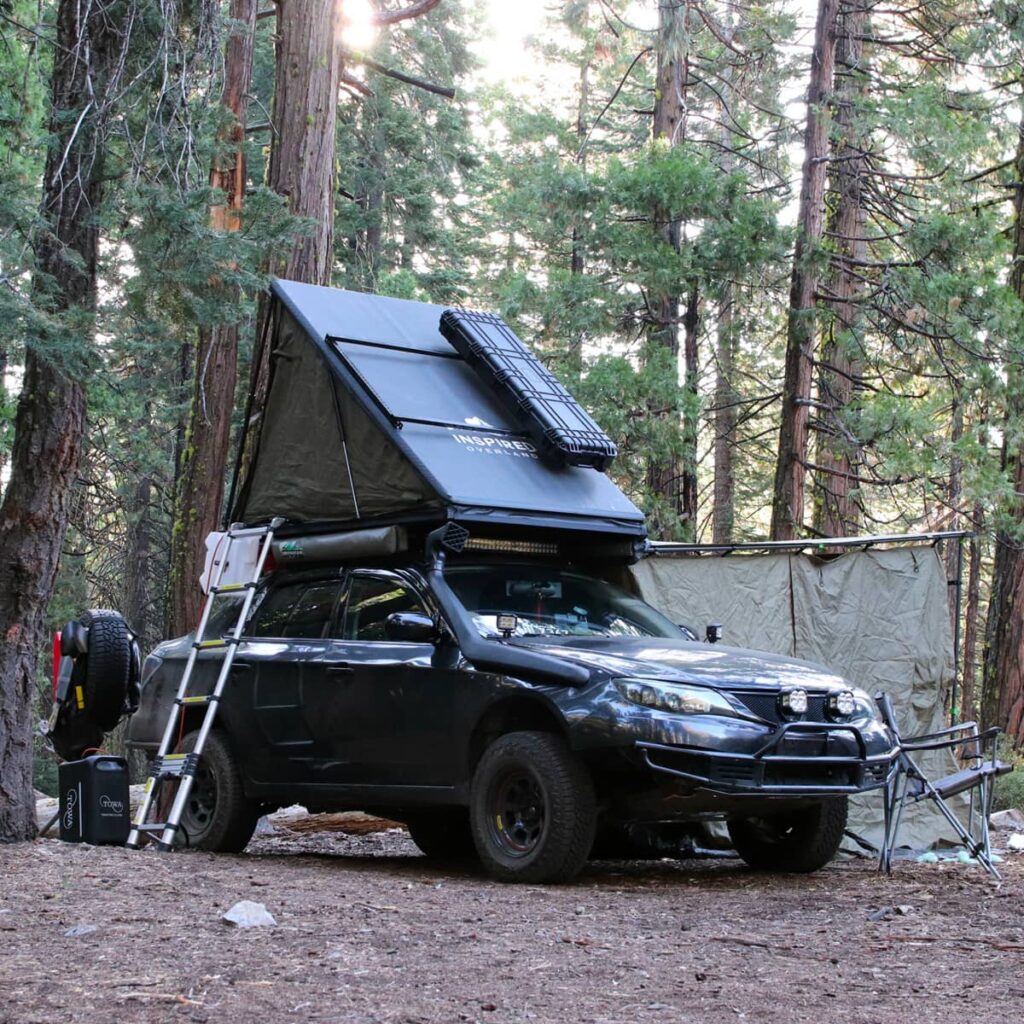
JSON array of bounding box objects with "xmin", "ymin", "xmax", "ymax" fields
[
  {"xmin": 727, "ymin": 797, "xmax": 848, "ymax": 873},
  {"xmin": 470, "ymin": 731, "xmax": 596, "ymax": 884},
  {"xmin": 405, "ymin": 809, "xmax": 476, "ymax": 860},
  {"xmin": 176, "ymin": 730, "xmax": 260, "ymax": 853}
]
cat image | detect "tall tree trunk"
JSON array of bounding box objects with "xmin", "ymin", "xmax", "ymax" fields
[
  {"xmin": 770, "ymin": 0, "xmax": 839, "ymax": 540},
  {"xmin": 681, "ymin": 282, "xmax": 700, "ymax": 529},
  {"xmin": 568, "ymin": 54, "xmax": 589, "ymax": 386},
  {"xmin": 960, "ymin": 514, "xmax": 983, "ymax": 723},
  {"xmin": 646, "ymin": 0, "xmax": 689, "ymax": 539},
  {"xmin": 983, "ymin": 118, "xmax": 1024, "ymax": 742},
  {"xmin": 240, "ymin": 0, "xmax": 343, "ymax": 479},
  {"xmin": 0, "ymin": 0, "xmax": 121, "ymax": 842},
  {"xmin": 166, "ymin": 0, "xmax": 258, "ymax": 638},
  {"xmin": 0, "ymin": 347, "xmax": 8, "ymax": 486},
  {"xmin": 713, "ymin": 286, "xmax": 737, "ymax": 543},
  {"xmin": 813, "ymin": 0, "xmax": 867, "ymax": 538}
]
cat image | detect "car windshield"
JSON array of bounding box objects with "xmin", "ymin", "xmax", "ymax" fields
[{"xmin": 444, "ymin": 565, "xmax": 683, "ymax": 639}]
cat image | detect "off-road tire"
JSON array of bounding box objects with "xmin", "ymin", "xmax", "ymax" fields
[
  {"xmin": 405, "ymin": 810, "xmax": 476, "ymax": 860},
  {"xmin": 470, "ymin": 731, "xmax": 596, "ymax": 884},
  {"xmin": 79, "ymin": 609, "xmax": 133, "ymax": 731},
  {"xmin": 177, "ymin": 730, "xmax": 260, "ymax": 853},
  {"xmin": 727, "ymin": 797, "xmax": 848, "ymax": 873}
]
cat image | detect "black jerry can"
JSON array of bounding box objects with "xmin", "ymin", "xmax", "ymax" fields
[{"xmin": 58, "ymin": 755, "xmax": 131, "ymax": 845}]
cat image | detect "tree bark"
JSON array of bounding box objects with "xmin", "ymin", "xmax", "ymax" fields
[
  {"xmin": 0, "ymin": 0, "xmax": 121, "ymax": 842},
  {"xmin": 646, "ymin": 0, "xmax": 690, "ymax": 539},
  {"xmin": 960, "ymin": 515, "xmax": 982, "ymax": 723},
  {"xmin": 166, "ymin": 0, "xmax": 258, "ymax": 638},
  {"xmin": 241, "ymin": 0, "xmax": 343, "ymax": 481},
  {"xmin": 267, "ymin": 0, "xmax": 342, "ymax": 285},
  {"xmin": 770, "ymin": 0, "xmax": 839, "ymax": 540},
  {"xmin": 813, "ymin": 0, "xmax": 867, "ymax": 539},
  {"xmin": 983, "ymin": 118, "xmax": 1024, "ymax": 742},
  {"xmin": 712, "ymin": 285, "xmax": 737, "ymax": 543}
]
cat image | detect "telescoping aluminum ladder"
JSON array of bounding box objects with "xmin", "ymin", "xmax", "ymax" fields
[{"xmin": 126, "ymin": 518, "xmax": 283, "ymax": 851}]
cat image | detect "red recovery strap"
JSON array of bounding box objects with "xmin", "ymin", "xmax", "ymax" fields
[{"xmin": 52, "ymin": 631, "xmax": 61, "ymax": 701}]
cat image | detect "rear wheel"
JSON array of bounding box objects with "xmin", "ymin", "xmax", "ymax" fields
[
  {"xmin": 470, "ymin": 731, "xmax": 596, "ymax": 884},
  {"xmin": 176, "ymin": 730, "xmax": 260, "ymax": 853},
  {"xmin": 405, "ymin": 810, "xmax": 476, "ymax": 860},
  {"xmin": 727, "ymin": 798, "xmax": 848, "ymax": 873}
]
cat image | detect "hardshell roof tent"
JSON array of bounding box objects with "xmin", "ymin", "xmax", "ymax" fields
[{"xmin": 227, "ymin": 279, "xmax": 646, "ymax": 553}]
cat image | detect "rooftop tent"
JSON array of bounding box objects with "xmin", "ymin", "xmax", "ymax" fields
[{"xmin": 229, "ymin": 279, "xmax": 646, "ymax": 541}]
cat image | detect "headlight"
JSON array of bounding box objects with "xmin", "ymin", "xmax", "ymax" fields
[
  {"xmin": 851, "ymin": 688, "xmax": 880, "ymax": 719},
  {"xmin": 615, "ymin": 678, "xmax": 737, "ymax": 717}
]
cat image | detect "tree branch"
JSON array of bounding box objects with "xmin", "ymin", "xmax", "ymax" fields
[
  {"xmin": 344, "ymin": 48, "xmax": 455, "ymax": 99},
  {"xmin": 374, "ymin": 0, "xmax": 442, "ymax": 27}
]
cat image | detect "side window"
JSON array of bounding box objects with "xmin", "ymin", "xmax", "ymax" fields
[
  {"xmin": 281, "ymin": 583, "xmax": 341, "ymax": 639},
  {"xmin": 249, "ymin": 581, "xmax": 341, "ymax": 638},
  {"xmin": 339, "ymin": 575, "xmax": 426, "ymax": 642}
]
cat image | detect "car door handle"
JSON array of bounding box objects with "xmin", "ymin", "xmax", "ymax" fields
[
  {"xmin": 230, "ymin": 662, "xmax": 252, "ymax": 674},
  {"xmin": 327, "ymin": 665, "xmax": 354, "ymax": 677}
]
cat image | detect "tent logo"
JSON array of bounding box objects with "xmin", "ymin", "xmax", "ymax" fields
[{"xmin": 450, "ymin": 432, "xmax": 538, "ymax": 460}]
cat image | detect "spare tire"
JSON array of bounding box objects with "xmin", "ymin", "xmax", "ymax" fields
[{"xmin": 77, "ymin": 609, "xmax": 133, "ymax": 731}]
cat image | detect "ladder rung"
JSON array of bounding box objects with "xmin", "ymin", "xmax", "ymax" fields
[
  {"xmin": 150, "ymin": 753, "xmax": 200, "ymax": 779},
  {"xmin": 228, "ymin": 524, "xmax": 275, "ymax": 539},
  {"xmin": 176, "ymin": 694, "xmax": 217, "ymax": 706},
  {"xmin": 194, "ymin": 636, "xmax": 239, "ymax": 650},
  {"xmin": 134, "ymin": 823, "xmax": 176, "ymax": 834},
  {"xmin": 212, "ymin": 581, "xmax": 256, "ymax": 594}
]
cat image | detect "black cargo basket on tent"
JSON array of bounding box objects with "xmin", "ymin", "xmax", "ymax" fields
[
  {"xmin": 439, "ymin": 309, "xmax": 618, "ymax": 471},
  {"xmin": 227, "ymin": 279, "xmax": 645, "ymax": 552}
]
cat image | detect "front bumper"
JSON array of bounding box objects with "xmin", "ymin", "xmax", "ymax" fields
[{"xmin": 638, "ymin": 721, "xmax": 899, "ymax": 797}]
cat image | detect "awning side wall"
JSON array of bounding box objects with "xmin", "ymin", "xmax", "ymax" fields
[{"xmin": 630, "ymin": 546, "xmax": 960, "ymax": 849}]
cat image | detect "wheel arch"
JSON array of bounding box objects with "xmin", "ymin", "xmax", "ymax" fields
[{"xmin": 465, "ymin": 695, "xmax": 569, "ymax": 777}]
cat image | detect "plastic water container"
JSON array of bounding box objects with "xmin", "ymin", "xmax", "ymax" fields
[{"xmin": 58, "ymin": 755, "xmax": 131, "ymax": 845}]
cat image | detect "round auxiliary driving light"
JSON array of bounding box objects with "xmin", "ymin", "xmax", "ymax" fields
[
  {"xmin": 828, "ymin": 690, "xmax": 856, "ymax": 718},
  {"xmin": 780, "ymin": 688, "xmax": 809, "ymax": 716}
]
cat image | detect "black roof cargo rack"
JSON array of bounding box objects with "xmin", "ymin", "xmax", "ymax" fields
[
  {"xmin": 227, "ymin": 279, "xmax": 646, "ymax": 547},
  {"xmin": 439, "ymin": 309, "xmax": 618, "ymax": 471}
]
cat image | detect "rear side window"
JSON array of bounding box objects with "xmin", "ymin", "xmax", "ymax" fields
[
  {"xmin": 250, "ymin": 581, "xmax": 342, "ymax": 638},
  {"xmin": 282, "ymin": 583, "xmax": 340, "ymax": 638},
  {"xmin": 338, "ymin": 575, "xmax": 426, "ymax": 642}
]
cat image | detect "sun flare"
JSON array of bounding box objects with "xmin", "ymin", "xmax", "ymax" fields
[{"xmin": 341, "ymin": 0, "xmax": 378, "ymax": 51}]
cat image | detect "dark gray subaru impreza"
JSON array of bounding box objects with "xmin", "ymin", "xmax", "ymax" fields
[{"xmin": 128, "ymin": 549, "xmax": 897, "ymax": 883}]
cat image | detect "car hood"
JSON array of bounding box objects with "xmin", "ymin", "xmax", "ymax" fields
[{"xmin": 505, "ymin": 636, "xmax": 850, "ymax": 691}]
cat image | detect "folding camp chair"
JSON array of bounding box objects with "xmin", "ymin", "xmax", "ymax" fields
[{"xmin": 875, "ymin": 691, "xmax": 1012, "ymax": 880}]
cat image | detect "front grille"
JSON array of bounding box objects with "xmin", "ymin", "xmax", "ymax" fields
[
  {"xmin": 763, "ymin": 762, "xmax": 859, "ymax": 787},
  {"xmin": 732, "ymin": 690, "xmax": 830, "ymax": 724}
]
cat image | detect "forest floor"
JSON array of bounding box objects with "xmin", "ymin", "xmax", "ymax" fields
[{"xmin": 0, "ymin": 814, "xmax": 1021, "ymax": 1024}]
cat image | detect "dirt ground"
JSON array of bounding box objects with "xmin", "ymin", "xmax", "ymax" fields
[{"xmin": 1, "ymin": 818, "xmax": 1021, "ymax": 1024}]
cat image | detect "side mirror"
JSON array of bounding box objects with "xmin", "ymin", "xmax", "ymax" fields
[
  {"xmin": 705, "ymin": 623, "xmax": 723, "ymax": 644},
  {"xmin": 677, "ymin": 623, "xmax": 699, "ymax": 642},
  {"xmin": 385, "ymin": 611, "xmax": 440, "ymax": 643}
]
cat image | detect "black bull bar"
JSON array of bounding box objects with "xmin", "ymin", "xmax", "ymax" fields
[{"xmin": 637, "ymin": 721, "xmax": 899, "ymax": 796}]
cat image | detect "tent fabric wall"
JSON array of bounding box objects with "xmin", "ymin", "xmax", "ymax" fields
[{"xmin": 630, "ymin": 546, "xmax": 961, "ymax": 850}]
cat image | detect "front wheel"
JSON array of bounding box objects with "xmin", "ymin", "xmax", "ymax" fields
[
  {"xmin": 727, "ymin": 797, "xmax": 848, "ymax": 873},
  {"xmin": 175, "ymin": 730, "xmax": 260, "ymax": 853},
  {"xmin": 470, "ymin": 731, "xmax": 596, "ymax": 884}
]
